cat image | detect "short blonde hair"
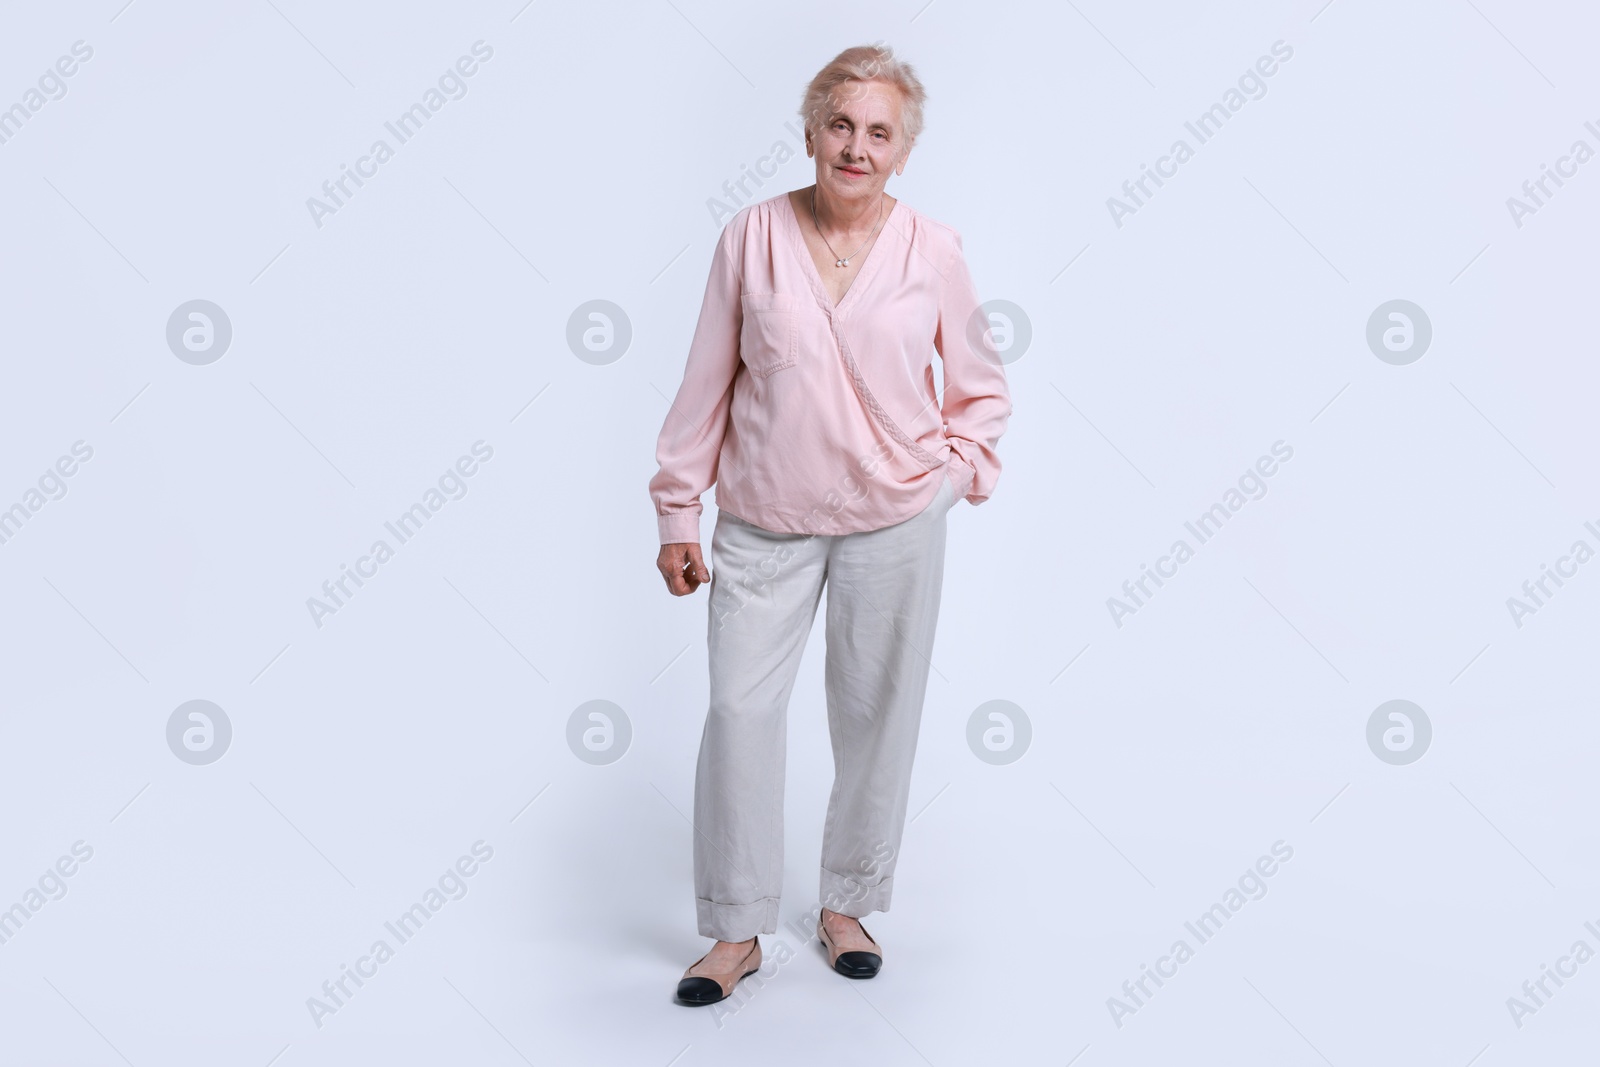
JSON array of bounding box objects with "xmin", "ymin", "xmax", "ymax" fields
[{"xmin": 799, "ymin": 43, "xmax": 926, "ymax": 155}]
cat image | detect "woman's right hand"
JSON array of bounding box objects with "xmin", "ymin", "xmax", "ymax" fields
[{"xmin": 658, "ymin": 542, "xmax": 710, "ymax": 596}]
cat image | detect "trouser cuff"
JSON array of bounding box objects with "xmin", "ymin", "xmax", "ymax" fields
[
  {"xmin": 697, "ymin": 896, "xmax": 779, "ymax": 941},
  {"xmin": 819, "ymin": 867, "xmax": 893, "ymax": 918}
]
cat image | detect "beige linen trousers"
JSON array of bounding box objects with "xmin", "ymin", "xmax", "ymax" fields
[{"xmin": 692, "ymin": 473, "xmax": 957, "ymax": 941}]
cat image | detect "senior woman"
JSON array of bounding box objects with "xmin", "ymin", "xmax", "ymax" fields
[{"xmin": 649, "ymin": 43, "xmax": 1012, "ymax": 1005}]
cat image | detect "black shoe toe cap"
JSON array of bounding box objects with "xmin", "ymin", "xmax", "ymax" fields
[
  {"xmin": 833, "ymin": 950, "xmax": 882, "ymax": 978},
  {"xmin": 677, "ymin": 976, "xmax": 728, "ymax": 1004}
]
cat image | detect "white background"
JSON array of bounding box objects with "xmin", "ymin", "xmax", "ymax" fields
[{"xmin": 1, "ymin": 0, "xmax": 1598, "ymax": 1064}]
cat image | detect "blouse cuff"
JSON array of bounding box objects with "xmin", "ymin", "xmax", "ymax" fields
[
  {"xmin": 944, "ymin": 449, "xmax": 977, "ymax": 502},
  {"xmin": 658, "ymin": 509, "xmax": 701, "ymax": 546}
]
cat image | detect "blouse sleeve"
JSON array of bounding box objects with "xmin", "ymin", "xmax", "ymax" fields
[
  {"xmin": 648, "ymin": 219, "xmax": 744, "ymax": 545},
  {"xmin": 933, "ymin": 232, "xmax": 1013, "ymax": 504}
]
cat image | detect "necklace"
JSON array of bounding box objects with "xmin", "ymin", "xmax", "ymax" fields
[{"xmin": 810, "ymin": 187, "xmax": 887, "ymax": 267}]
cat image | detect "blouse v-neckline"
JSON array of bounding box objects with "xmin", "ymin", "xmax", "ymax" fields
[{"xmin": 782, "ymin": 190, "xmax": 904, "ymax": 316}]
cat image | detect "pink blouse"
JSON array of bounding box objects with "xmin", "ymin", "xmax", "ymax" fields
[{"xmin": 649, "ymin": 190, "xmax": 1013, "ymax": 545}]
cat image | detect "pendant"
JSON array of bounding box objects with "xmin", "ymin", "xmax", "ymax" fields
[{"xmin": 836, "ymin": 258, "xmax": 848, "ymax": 267}]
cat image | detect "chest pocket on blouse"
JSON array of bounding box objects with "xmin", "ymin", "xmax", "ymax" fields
[{"xmin": 739, "ymin": 292, "xmax": 798, "ymax": 378}]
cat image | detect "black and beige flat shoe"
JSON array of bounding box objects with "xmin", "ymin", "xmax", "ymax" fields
[
  {"xmin": 676, "ymin": 937, "xmax": 762, "ymax": 1005},
  {"xmin": 817, "ymin": 915, "xmax": 882, "ymax": 979}
]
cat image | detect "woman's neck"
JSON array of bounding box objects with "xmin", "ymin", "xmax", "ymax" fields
[{"xmin": 813, "ymin": 186, "xmax": 886, "ymax": 237}]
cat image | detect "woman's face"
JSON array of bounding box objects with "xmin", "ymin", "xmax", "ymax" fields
[{"xmin": 807, "ymin": 79, "xmax": 910, "ymax": 205}]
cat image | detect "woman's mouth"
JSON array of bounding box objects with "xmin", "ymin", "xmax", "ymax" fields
[{"xmin": 838, "ymin": 166, "xmax": 867, "ymax": 178}]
